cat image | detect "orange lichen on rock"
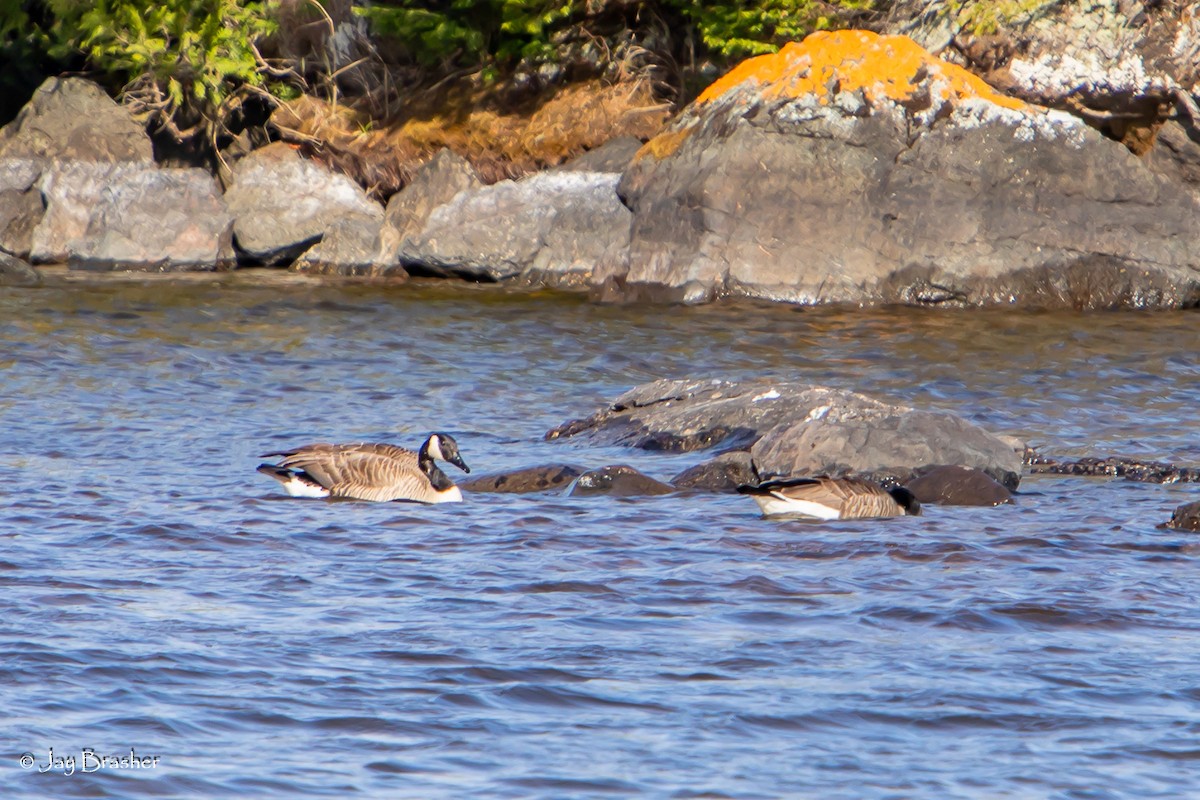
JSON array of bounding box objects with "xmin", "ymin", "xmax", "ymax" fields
[{"xmin": 696, "ymin": 29, "xmax": 1027, "ymax": 112}]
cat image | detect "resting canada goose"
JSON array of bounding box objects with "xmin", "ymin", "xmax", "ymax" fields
[
  {"xmin": 737, "ymin": 476, "xmax": 921, "ymax": 520},
  {"xmin": 257, "ymin": 432, "xmax": 470, "ymax": 503}
]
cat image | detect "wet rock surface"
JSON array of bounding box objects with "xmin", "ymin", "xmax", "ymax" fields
[
  {"xmin": 1163, "ymin": 501, "xmax": 1200, "ymax": 531},
  {"xmin": 550, "ymin": 377, "xmax": 1023, "ymax": 490},
  {"xmin": 565, "ymin": 465, "xmax": 675, "ymax": 497},
  {"xmin": 670, "ymin": 451, "xmax": 759, "ymax": 493},
  {"xmin": 1028, "ymin": 455, "xmax": 1200, "ymax": 483},
  {"xmin": 0, "ymin": 252, "xmax": 41, "ymax": 286},
  {"xmin": 902, "ymin": 465, "xmax": 1014, "ymax": 506},
  {"xmin": 460, "ymin": 464, "xmax": 583, "ymax": 494}
]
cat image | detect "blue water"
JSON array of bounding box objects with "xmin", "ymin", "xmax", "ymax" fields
[{"xmin": 2, "ymin": 272, "xmax": 1199, "ymax": 798}]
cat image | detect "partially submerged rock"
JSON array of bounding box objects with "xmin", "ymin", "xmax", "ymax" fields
[
  {"xmin": 549, "ymin": 377, "xmax": 1023, "ymax": 489},
  {"xmin": 601, "ymin": 30, "xmax": 1200, "ymax": 308},
  {"xmin": 460, "ymin": 464, "xmax": 583, "ymax": 494},
  {"xmin": 399, "ymin": 170, "xmax": 629, "ymax": 288},
  {"xmin": 903, "ymin": 465, "xmax": 1014, "ymax": 506},
  {"xmin": 670, "ymin": 451, "xmax": 758, "ymax": 493},
  {"xmin": 0, "ymin": 252, "xmax": 41, "ymax": 286},
  {"xmin": 566, "ymin": 465, "xmax": 676, "ymax": 497},
  {"xmin": 1163, "ymin": 501, "xmax": 1200, "ymax": 531},
  {"xmin": 1029, "ymin": 455, "xmax": 1200, "ymax": 483}
]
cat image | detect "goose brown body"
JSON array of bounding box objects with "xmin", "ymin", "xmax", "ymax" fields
[
  {"xmin": 737, "ymin": 476, "xmax": 921, "ymax": 520},
  {"xmin": 257, "ymin": 433, "xmax": 470, "ymax": 503}
]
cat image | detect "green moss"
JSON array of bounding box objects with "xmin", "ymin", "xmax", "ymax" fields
[{"xmin": 944, "ymin": 0, "xmax": 1058, "ymax": 36}]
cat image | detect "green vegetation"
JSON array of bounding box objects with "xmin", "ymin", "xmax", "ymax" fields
[{"xmin": 0, "ymin": 0, "xmax": 879, "ymax": 135}]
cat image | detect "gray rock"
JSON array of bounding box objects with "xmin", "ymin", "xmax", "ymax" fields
[
  {"xmin": 1163, "ymin": 501, "xmax": 1200, "ymax": 531},
  {"xmin": 549, "ymin": 377, "xmax": 1022, "ymax": 490},
  {"xmin": 902, "ymin": 465, "xmax": 1014, "ymax": 506},
  {"xmin": 670, "ymin": 451, "xmax": 758, "ymax": 492},
  {"xmin": 1145, "ymin": 121, "xmax": 1200, "ymax": 187},
  {"xmin": 0, "ymin": 251, "xmax": 41, "ymax": 286},
  {"xmin": 378, "ymin": 149, "xmax": 480, "ymax": 272},
  {"xmin": 603, "ymin": 35, "xmax": 1200, "ymax": 308},
  {"xmin": 292, "ymin": 215, "xmax": 385, "ymax": 275},
  {"xmin": 566, "ymin": 465, "xmax": 675, "ymax": 497},
  {"xmin": 557, "ymin": 137, "xmax": 643, "ymax": 173},
  {"xmin": 460, "ymin": 464, "xmax": 584, "ymax": 494},
  {"xmin": 225, "ymin": 143, "xmax": 383, "ymax": 266},
  {"xmin": 752, "ymin": 409, "xmax": 1022, "ymax": 491},
  {"xmin": 29, "ymin": 160, "xmax": 154, "ymax": 264},
  {"xmin": 0, "ymin": 77, "xmax": 153, "ymax": 163},
  {"xmin": 67, "ymin": 168, "xmax": 234, "ymax": 271},
  {"xmin": 0, "ymin": 160, "xmax": 44, "ymax": 258},
  {"xmin": 399, "ymin": 170, "xmax": 630, "ymax": 288}
]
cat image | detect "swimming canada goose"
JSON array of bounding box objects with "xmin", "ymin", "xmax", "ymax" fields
[
  {"xmin": 257, "ymin": 432, "xmax": 470, "ymax": 503},
  {"xmin": 737, "ymin": 476, "xmax": 921, "ymax": 520}
]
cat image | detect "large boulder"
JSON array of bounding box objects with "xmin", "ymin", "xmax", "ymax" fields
[
  {"xmin": 0, "ymin": 78, "xmax": 156, "ymax": 265},
  {"xmin": 30, "ymin": 161, "xmax": 151, "ymax": 264},
  {"xmin": 398, "ymin": 170, "xmax": 630, "ymax": 289},
  {"xmin": 377, "ymin": 148, "xmax": 481, "ymax": 273},
  {"xmin": 224, "ymin": 143, "xmax": 384, "ymax": 266},
  {"xmin": 548, "ymin": 377, "xmax": 1023, "ymax": 489},
  {"xmin": 68, "ymin": 169, "xmax": 234, "ymax": 271},
  {"xmin": 0, "ymin": 77, "xmax": 153, "ymax": 163},
  {"xmin": 601, "ymin": 30, "xmax": 1200, "ymax": 308},
  {"xmin": 460, "ymin": 464, "xmax": 584, "ymax": 494}
]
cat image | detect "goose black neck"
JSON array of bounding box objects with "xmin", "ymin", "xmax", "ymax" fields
[{"xmin": 419, "ymin": 452, "xmax": 454, "ymax": 491}]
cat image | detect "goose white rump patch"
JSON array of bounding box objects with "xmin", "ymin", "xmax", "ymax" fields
[{"xmin": 753, "ymin": 493, "xmax": 842, "ymax": 520}]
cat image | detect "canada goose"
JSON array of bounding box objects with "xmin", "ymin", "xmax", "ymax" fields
[
  {"xmin": 737, "ymin": 476, "xmax": 921, "ymax": 520},
  {"xmin": 257, "ymin": 432, "xmax": 470, "ymax": 503}
]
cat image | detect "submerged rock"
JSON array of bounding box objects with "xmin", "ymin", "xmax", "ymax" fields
[
  {"xmin": 600, "ymin": 30, "xmax": 1200, "ymax": 308},
  {"xmin": 1029, "ymin": 456, "xmax": 1200, "ymax": 483},
  {"xmin": 399, "ymin": 170, "xmax": 629, "ymax": 288},
  {"xmin": 550, "ymin": 377, "xmax": 1022, "ymax": 489},
  {"xmin": 670, "ymin": 451, "xmax": 759, "ymax": 493},
  {"xmin": 460, "ymin": 464, "xmax": 583, "ymax": 494},
  {"xmin": 566, "ymin": 465, "xmax": 675, "ymax": 497},
  {"xmin": 1163, "ymin": 501, "xmax": 1200, "ymax": 531},
  {"xmin": 903, "ymin": 465, "xmax": 1014, "ymax": 506}
]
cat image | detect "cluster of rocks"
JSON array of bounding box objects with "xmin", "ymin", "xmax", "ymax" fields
[
  {"xmin": 461, "ymin": 377, "xmax": 1020, "ymax": 507},
  {"xmin": 459, "ymin": 376, "xmax": 1198, "ymax": 529},
  {"xmin": 6, "ymin": 24, "xmax": 1200, "ymax": 308}
]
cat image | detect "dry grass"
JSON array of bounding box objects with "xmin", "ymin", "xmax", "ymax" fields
[{"xmin": 271, "ymin": 78, "xmax": 671, "ymax": 199}]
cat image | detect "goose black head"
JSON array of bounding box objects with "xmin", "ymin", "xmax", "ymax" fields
[
  {"xmin": 888, "ymin": 486, "xmax": 922, "ymax": 516},
  {"xmin": 423, "ymin": 432, "xmax": 470, "ymax": 474}
]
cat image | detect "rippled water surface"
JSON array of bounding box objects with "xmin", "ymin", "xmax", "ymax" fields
[{"xmin": 3, "ymin": 272, "xmax": 1199, "ymax": 798}]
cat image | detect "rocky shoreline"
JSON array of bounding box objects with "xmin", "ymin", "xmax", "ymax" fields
[{"xmin": 4, "ymin": 21, "xmax": 1200, "ymax": 308}]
